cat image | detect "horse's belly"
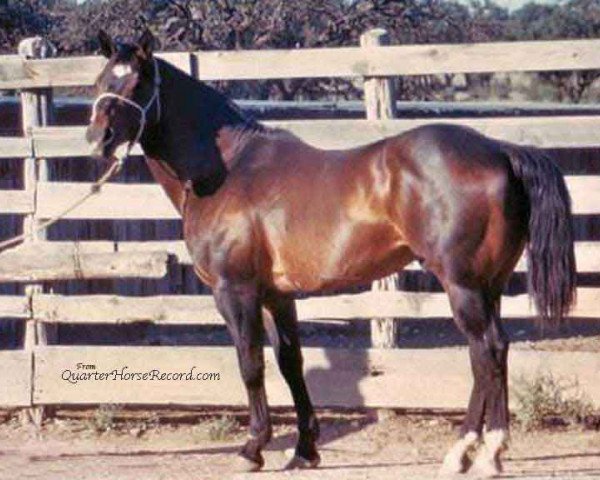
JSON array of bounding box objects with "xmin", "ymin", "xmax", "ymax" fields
[{"xmin": 271, "ymin": 224, "xmax": 414, "ymax": 292}]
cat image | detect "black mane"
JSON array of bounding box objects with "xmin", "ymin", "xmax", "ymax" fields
[{"xmin": 139, "ymin": 57, "xmax": 261, "ymax": 195}]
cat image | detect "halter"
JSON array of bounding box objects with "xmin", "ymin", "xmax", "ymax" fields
[{"xmin": 90, "ymin": 58, "xmax": 162, "ymax": 165}]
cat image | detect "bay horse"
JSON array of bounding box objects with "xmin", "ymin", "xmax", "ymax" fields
[{"xmin": 86, "ymin": 30, "xmax": 576, "ymax": 476}]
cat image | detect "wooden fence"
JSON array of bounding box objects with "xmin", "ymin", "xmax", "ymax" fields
[{"xmin": 0, "ymin": 32, "xmax": 599, "ymax": 411}]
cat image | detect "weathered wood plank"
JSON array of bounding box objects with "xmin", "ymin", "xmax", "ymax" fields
[
  {"xmin": 0, "ymin": 54, "xmax": 26, "ymax": 87},
  {"xmin": 269, "ymin": 117, "xmax": 600, "ymax": 149},
  {"xmin": 0, "ymin": 351, "xmax": 32, "ymax": 407},
  {"xmin": 361, "ymin": 29, "xmax": 397, "ymax": 121},
  {"xmin": 0, "ymin": 295, "xmax": 31, "ymax": 319},
  {"xmin": 116, "ymin": 241, "xmax": 190, "ymax": 264},
  {"xmin": 32, "ymin": 116, "xmax": 600, "ymax": 158},
  {"xmin": 0, "ymin": 244, "xmax": 168, "ymax": 282},
  {"xmin": 133, "ymin": 240, "xmax": 600, "ymax": 273},
  {"xmin": 296, "ymin": 288, "xmax": 600, "ymax": 321},
  {"xmin": 566, "ymin": 177, "xmax": 600, "ymax": 216},
  {"xmin": 0, "ymin": 189, "xmax": 34, "ymax": 214},
  {"xmin": 194, "ymin": 39, "xmax": 600, "ymax": 80},
  {"xmin": 36, "ymin": 182, "xmax": 179, "ymax": 219},
  {"xmin": 3, "ymin": 40, "xmax": 600, "ymax": 89},
  {"xmin": 32, "ymin": 287, "xmax": 600, "ymax": 325},
  {"xmin": 0, "ymin": 137, "xmax": 31, "ymax": 158},
  {"xmin": 32, "ymin": 126, "xmax": 143, "ymax": 158},
  {"xmin": 31, "ymin": 173, "xmax": 600, "ymax": 220},
  {"xmin": 33, "ymin": 294, "xmax": 221, "ymax": 324},
  {"xmin": 20, "ymin": 37, "xmax": 59, "ymax": 365},
  {"xmin": 32, "ymin": 346, "xmax": 600, "ymax": 408},
  {"xmin": 30, "ymin": 240, "xmax": 600, "ymax": 273},
  {"xmin": 26, "ymin": 240, "xmax": 191, "ymax": 264},
  {"xmin": 0, "ymin": 52, "xmax": 190, "ymax": 90},
  {"xmin": 515, "ymin": 242, "xmax": 600, "ymax": 273},
  {"xmin": 362, "ymin": 29, "xmax": 399, "ymax": 349}
]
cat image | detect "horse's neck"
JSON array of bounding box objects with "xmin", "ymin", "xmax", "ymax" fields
[
  {"xmin": 140, "ymin": 60, "xmax": 252, "ymax": 185},
  {"xmin": 144, "ymin": 156, "xmax": 187, "ymax": 214},
  {"xmin": 215, "ymin": 125, "xmax": 260, "ymax": 168}
]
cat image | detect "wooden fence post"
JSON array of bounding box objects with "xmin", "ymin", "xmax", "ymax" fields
[
  {"xmin": 18, "ymin": 37, "xmax": 57, "ymax": 425},
  {"xmin": 360, "ymin": 28, "xmax": 397, "ymax": 121},
  {"xmin": 360, "ymin": 28, "xmax": 400, "ymax": 349}
]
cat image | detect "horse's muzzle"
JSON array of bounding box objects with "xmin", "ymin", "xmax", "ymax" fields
[
  {"xmin": 86, "ymin": 125, "xmax": 115, "ymax": 161},
  {"xmin": 85, "ymin": 123, "xmax": 104, "ymax": 145}
]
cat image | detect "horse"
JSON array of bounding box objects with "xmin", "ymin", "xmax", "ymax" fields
[{"xmin": 86, "ymin": 30, "xmax": 576, "ymax": 476}]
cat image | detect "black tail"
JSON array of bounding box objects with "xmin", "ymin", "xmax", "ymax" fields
[{"xmin": 507, "ymin": 146, "xmax": 576, "ymax": 329}]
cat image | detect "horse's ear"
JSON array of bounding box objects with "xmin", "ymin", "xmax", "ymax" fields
[
  {"xmin": 98, "ymin": 29, "xmax": 115, "ymax": 58},
  {"xmin": 137, "ymin": 29, "xmax": 159, "ymax": 60}
]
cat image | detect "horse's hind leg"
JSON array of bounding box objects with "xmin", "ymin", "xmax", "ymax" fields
[
  {"xmin": 471, "ymin": 297, "xmax": 510, "ymax": 477},
  {"xmin": 263, "ymin": 292, "xmax": 320, "ymax": 469},
  {"xmin": 213, "ymin": 280, "xmax": 272, "ymax": 472},
  {"xmin": 439, "ymin": 283, "xmax": 509, "ymax": 477}
]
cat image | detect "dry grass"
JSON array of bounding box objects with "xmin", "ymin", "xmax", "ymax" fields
[{"xmin": 512, "ymin": 371, "xmax": 593, "ymax": 430}]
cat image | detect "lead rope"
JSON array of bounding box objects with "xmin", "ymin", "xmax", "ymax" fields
[
  {"xmin": 0, "ymin": 160, "xmax": 123, "ymax": 251},
  {"xmin": 0, "ymin": 59, "xmax": 162, "ymax": 253},
  {"xmin": 0, "ymin": 158, "xmax": 122, "ymax": 252}
]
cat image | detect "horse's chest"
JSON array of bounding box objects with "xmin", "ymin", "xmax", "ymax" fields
[
  {"xmin": 183, "ymin": 234, "xmax": 215, "ymax": 286},
  {"xmin": 183, "ymin": 208, "xmax": 256, "ymax": 286}
]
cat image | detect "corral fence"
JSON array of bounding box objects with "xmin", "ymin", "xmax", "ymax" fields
[{"xmin": 0, "ymin": 30, "xmax": 599, "ymax": 416}]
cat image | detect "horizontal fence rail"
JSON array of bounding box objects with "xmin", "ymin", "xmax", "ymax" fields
[
  {"xmin": 1, "ymin": 39, "xmax": 600, "ymax": 89},
  {"xmin": 193, "ymin": 39, "xmax": 600, "ymax": 80},
  {"xmin": 26, "ymin": 176, "xmax": 600, "ymax": 219},
  {"xmin": 0, "ymin": 34, "xmax": 598, "ymax": 411},
  {"xmin": 3, "ymin": 240, "xmax": 597, "ymax": 273},
  {"xmin": 0, "ymin": 296, "xmax": 30, "ymax": 318},
  {"xmin": 0, "ymin": 136, "xmax": 31, "ymax": 157},
  {"xmin": 29, "ymin": 288, "xmax": 600, "ymax": 325},
  {"xmin": 0, "ymin": 347, "xmax": 597, "ymax": 408},
  {"xmin": 2, "ymin": 114, "xmax": 600, "ymax": 157},
  {"xmin": 22, "ymin": 115, "xmax": 600, "ymax": 155},
  {"xmin": 0, "ymin": 244, "xmax": 168, "ymax": 282}
]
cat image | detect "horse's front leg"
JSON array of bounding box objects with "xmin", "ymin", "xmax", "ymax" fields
[
  {"xmin": 213, "ymin": 279, "xmax": 272, "ymax": 472},
  {"xmin": 263, "ymin": 292, "xmax": 320, "ymax": 469}
]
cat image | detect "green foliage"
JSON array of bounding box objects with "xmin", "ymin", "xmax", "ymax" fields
[
  {"xmin": 206, "ymin": 414, "xmax": 240, "ymax": 442},
  {"xmin": 91, "ymin": 403, "xmax": 119, "ymax": 433},
  {"xmin": 0, "ymin": 0, "xmax": 54, "ymax": 53},
  {"xmin": 507, "ymin": 0, "xmax": 600, "ymax": 102},
  {"xmin": 512, "ymin": 371, "xmax": 593, "ymax": 431},
  {"xmin": 2, "ymin": 0, "xmax": 598, "ymax": 101}
]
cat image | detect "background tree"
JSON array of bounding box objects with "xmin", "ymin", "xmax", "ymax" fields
[
  {"xmin": 1, "ymin": 0, "xmax": 598, "ymax": 103},
  {"xmin": 509, "ymin": 0, "xmax": 600, "ymax": 102},
  {"xmin": 0, "ymin": 0, "xmax": 53, "ymax": 53}
]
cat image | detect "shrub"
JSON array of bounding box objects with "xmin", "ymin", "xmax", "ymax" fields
[
  {"xmin": 512, "ymin": 371, "xmax": 593, "ymax": 430},
  {"xmin": 92, "ymin": 403, "xmax": 119, "ymax": 433},
  {"xmin": 206, "ymin": 415, "xmax": 240, "ymax": 442}
]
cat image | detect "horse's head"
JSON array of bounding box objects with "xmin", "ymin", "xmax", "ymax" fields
[{"xmin": 86, "ymin": 29, "xmax": 161, "ymax": 164}]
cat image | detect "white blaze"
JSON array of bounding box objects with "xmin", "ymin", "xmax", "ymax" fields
[{"xmin": 112, "ymin": 64, "xmax": 133, "ymax": 78}]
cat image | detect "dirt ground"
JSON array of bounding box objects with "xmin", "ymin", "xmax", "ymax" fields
[{"xmin": 0, "ymin": 408, "xmax": 598, "ymax": 480}]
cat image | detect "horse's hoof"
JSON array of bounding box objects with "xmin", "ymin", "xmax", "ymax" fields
[
  {"xmin": 438, "ymin": 432, "xmax": 479, "ymax": 476},
  {"xmin": 233, "ymin": 452, "xmax": 264, "ymax": 472},
  {"xmin": 469, "ymin": 429, "xmax": 506, "ymax": 477},
  {"xmin": 470, "ymin": 453, "xmax": 502, "ymax": 478},
  {"xmin": 438, "ymin": 453, "xmax": 472, "ymax": 476},
  {"xmin": 283, "ymin": 453, "xmax": 321, "ymax": 470}
]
